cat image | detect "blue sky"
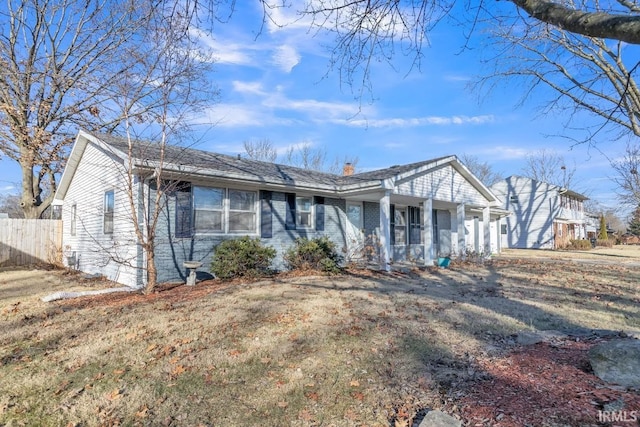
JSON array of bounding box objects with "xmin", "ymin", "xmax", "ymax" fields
[{"xmin": 0, "ymin": 2, "xmax": 631, "ymax": 211}]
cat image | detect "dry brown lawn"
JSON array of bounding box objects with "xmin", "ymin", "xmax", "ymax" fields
[{"xmin": 1, "ymin": 248, "xmax": 639, "ymax": 426}]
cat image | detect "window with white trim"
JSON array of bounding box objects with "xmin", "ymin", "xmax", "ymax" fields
[
  {"xmin": 103, "ymin": 190, "xmax": 114, "ymax": 234},
  {"xmin": 394, "ymin": 208, "xmax": 407, "ymax": 245},
  {"xmin": 191, "ymin": 186, "xmax": 257, "ymax": 234},
  {"xmin": 296, "ymin": 196, "xmax": 313, "ymax": 228},
  {"xmin": 229, "ymin": 190, "xmax": 256, "ymax": 233},
  {"xmin": 194, "ymin": 186, "xmax": 224, "ymax": 233},
  {"xmin": 70, "ymin": 204, "xmax": 77, "ymax": 236}
]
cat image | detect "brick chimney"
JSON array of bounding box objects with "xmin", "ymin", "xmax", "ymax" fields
[{"xmin": 343, "ymin": 162, "xmax": 354, "ymax": 176}]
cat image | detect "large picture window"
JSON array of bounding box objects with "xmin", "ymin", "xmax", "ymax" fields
[
  {"xmin": 103, "ymin": 190, "xmax": 114, "ymax": 234},
  {"xmin": 190, "ymin": 186, "xmax": 257, "ymax": 234}
]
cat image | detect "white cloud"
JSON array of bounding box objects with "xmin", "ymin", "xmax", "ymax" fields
[
  {"xmin": 341, "ymin": 115, "xmax": 495, "ymax": 128},
  {"xmin": 196, "ymin": 104, "xmax": 296, "ymax": 128},
  {"xmin": 232, "ymin": 81, "xmax": 266, "ymax": 95},
  {"xmin": 190, "ymin": 28, "xmax": 253, "ymax": 65},
  {"xmin": 263, "ymin": 92, "xmax": 363, "ymax": 119},
  {"xmin": 272, "ymin": 45, "xmax": 301, "ymax": 73},
  {"xmin": 443, "ymin": 74, "xmax": 471, "ymax": 82},
  {"xmin": 482, "ymin": 146, "xmax": 530, "ymax": 160}
]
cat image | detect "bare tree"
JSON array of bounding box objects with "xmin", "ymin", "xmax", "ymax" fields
[
  {"xmin": 105, "ymin": 5, "xmax": 215, "ymax": 293},
  {"xmin": 459, "ymin": 154, "xmax": 503, "ymax": 187},
  {"xmin": 476, "ymin": 7, "xmax": 640, "ymax": 142},
  {"xmin": 0, "ymin": 0, "xmax": 158, "ymax": 218},
  {"xmin": 244, "ymin": 139, "xmax": 277, "ymax": 162},
  {"xmin": 612, "ymin": 142, "xmax": 640, "ymax": 207},
  {"xmin": 252, "ymin": 1, "xmax": 639, "ymax": 143},
  {"xmin": 521, "ymin": 149, "xmax": 576, "ymax": 188},
  {"xmin": 243, "ymin": 139, "xmax": 359, "ymax": 174},
  {"xmin": 0, "ymin": 193, "xmax": 24, "ymax": 218}
]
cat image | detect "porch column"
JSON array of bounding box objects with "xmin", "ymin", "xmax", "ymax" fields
[
  {"xmin": 423, "ymin": 198, "xmax": 433, "ymax": 265},
  {"xmin": 450, "ymin": 208, "xmax": 458, "ymax": 255},
  {"xmin": 379, "ymin": 191, "xmax": 391, "ymax": 271},
  {"xmin": 496, "ymin": 217, "xmax": 502, "ymax": 253},
  {"xmin": 457, "ymin": 203, "xmax": 466, "ymax": 257},
  {"xmin": 483, "ymin": 206, "xmax": 491, "ymax": 255}
]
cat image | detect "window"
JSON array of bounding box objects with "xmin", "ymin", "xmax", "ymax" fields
[
  {"xmin": 175, "ymin": 183, "xmax": 192, "ymax": 238},
  {"xmin": 194, "ymin": 187, "xmax": 224, "ymax": 233},
  {"xmin": 70, "ymin": 204, "xmax": 77, "ymax": 236},
  {"xmin": 346, "ymin": 203, "xmax": 362, "ymax": 228},
  {"xmin": 190, "ymin": 186, "xmax": 258, "ymax": 234},
  {"xmin": 229, "ymin": 190, "xmax": 256, "ymax": 232},
  {"xmin": 408, "ymin": 206, "xmax": 422, "ymax": 244},
  {"xmin": 509, "ymin": 195, "xmax": 518, "ymax": 204},
  {"xmin": 296, "ymin": 196, "xmax": 313, "ymax": 228},
  {"xmin": 501, "ymin": 224, "xmax": 507, "ymax": 235},
  {"xmin": 394, "ymin": 208, "xmax": 406, "ymax": 245},
  {"xmin": 103, "ymin": 190, "xmax": 114, "ymax": 234}
]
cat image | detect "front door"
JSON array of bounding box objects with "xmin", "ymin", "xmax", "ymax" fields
[{"xmin": 345, "ymin": 202, "xmax": 364, "ymax": 261}]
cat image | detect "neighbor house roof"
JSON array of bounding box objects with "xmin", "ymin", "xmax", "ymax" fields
[{"xmin": 54, "ymin": 130, "xmax": 501, "ymax": 205}]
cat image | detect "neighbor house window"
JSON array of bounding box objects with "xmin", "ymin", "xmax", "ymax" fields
[
  {"xmin": 103, "ymin": 190, "xmax": 114, "ymax": 234},
  {"xmin": 70, "ymin": 204, "xmax": 77, "ymax": 236},
  {"xmin": 509, "ymin": 196, "xmax": 518, "ymax": 204},
  {"xmin": 229, "ymin": 190, "xmax": 256, "ymax": 233},
  {"xmin": 194, "ymin": 186, "xmax": 224, "ymax": 233},
  {"xmin": 296, "ymin": 196, "xmax": 313, "ymax": 228}
]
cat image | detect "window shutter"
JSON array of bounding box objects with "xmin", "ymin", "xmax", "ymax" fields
[
  {"xmin": 260, "ymin": 190, "xmax": 273, "ymax": 238},
  {"xmin": 390, "ymin": 204, "xmax": 395, "ymax": 246},
  {"xmin": 285, "ymin": 192, "xmax": 296, "ymax": 230},
  {"xmin": 315, "ymin": 196, "xmax": 325, "ymax": 231},
  {"xmin": 175, "ymin": 183, "xmax": 192, "ymax": 238}
]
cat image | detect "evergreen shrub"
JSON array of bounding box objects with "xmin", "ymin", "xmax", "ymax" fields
[{"xmin": 211, "ymin": 236, "xmax": 276, "ymax": 280}]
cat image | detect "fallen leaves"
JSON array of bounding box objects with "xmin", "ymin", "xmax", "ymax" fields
[{"xmin": 105, "ymin": 388, "xmax": 124, "ymax": 401}]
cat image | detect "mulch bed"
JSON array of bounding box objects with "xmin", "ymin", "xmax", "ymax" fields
[{"xmin": 456, "ymin": 338, "xmax": 640, "ymax": 426}]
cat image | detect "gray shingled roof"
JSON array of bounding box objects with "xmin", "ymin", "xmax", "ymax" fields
[{"xmin": 93, "ymin": 132, "xmax": 451, "ymax": 189}]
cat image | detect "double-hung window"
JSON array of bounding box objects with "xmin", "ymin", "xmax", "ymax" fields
[
  {"xmin": 296, "ymin": 196, "xmax": 313, "ymax": 228},
  {"xmin": 229, "ymin": 190, "xmax": 256, "ymax": 233},
  {"xmin": 103, "ymin": 190, "xmax": 114, "ymax": 234},
  {"xmin": 191, "ymin": 186, "xmax": 257, "ymax": 234},
  {"xmin": 194, "ymin": 187, "xmax": 224, "ymax": 233}
]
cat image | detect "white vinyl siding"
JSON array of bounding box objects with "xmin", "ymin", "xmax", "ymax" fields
[
  {"xmin": 61, "ymin": 141, "xmax": 140, "ymax": 287},
  {"xmin": 395, "ymin": 165, "xmax": 490, "ymax": 206}
]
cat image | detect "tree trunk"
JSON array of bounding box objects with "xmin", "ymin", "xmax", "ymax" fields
[
  {"xmin": 19, "ymin": 150, "xmax": 42, "ymax": 219},
  {"xmin": 145, "ymin": 246, "xmax": 157, "ymax": 294}
]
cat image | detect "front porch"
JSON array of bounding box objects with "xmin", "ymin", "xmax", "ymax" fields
[{"xmin": 343, "ymin": 192, "xmax": 503, "ymax": 271}]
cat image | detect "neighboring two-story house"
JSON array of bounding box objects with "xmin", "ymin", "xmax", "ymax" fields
[{"xmin": 491, "ymin": 176, "xmax": 588, "ymax": 249}]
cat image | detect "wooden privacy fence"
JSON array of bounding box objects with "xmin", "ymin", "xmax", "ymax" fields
[{"xmin": 0, "ymin": 219, "xmax": 63, "ymax": 266}]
